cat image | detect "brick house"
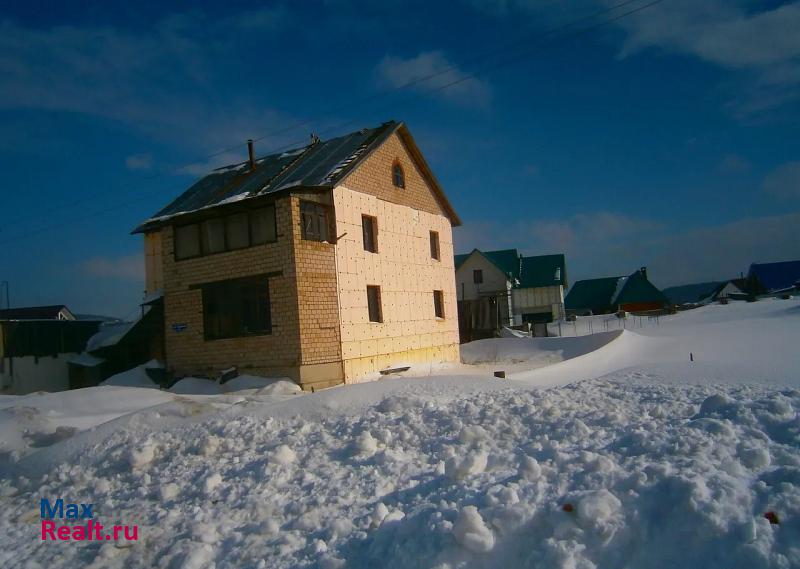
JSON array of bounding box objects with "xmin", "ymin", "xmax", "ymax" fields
[{"xmin": 134, "ymin": 121, "xmax": 461, "ymax": 390}]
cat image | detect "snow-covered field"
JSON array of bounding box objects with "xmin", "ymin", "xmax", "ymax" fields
[{"xmin": 1, "ymin": 299, "xmax": 798, "ymax": 568}]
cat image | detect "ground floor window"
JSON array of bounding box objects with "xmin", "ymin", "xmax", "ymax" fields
[
  {"xmin": 367, "ymin": 285, "xmax": 382, "ymax": 323},
  {"xmin": 202, "ymin": 275, "xmax": 271, "ymax": 340},
  {"xmin": 433, "ymin": 290, "xmax": 444, "ymax": 319}
]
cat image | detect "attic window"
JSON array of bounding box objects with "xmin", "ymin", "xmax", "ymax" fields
[{"xmin": 392, "ymin": 161, "xmax": 405, "ymax": 189}]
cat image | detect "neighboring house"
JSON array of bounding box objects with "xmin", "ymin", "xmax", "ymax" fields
[
  {"xmin": 0, "ymin": 305, "xmax": 76, "ymax": 321},
  {"xmin": 133, "ymin": 120, "xmax": 461, "ymax": 390},
  {"xmin": 68, "ymin": 296, "xmax": 165, "ymax": 389},
  {"xmin": 747, "ymin": 260, "xmax": 800, "ymax": 296},
  {"xmin": 565, "ymin": 267, "xmax": 668, "ymax": 315},
  {"xmin": 454, "ymin": 249, "xmax": 520, "ymax": 338},
  {"xmin": 514, "ymin": 254, "xmax": 568, "ymax": 324},
  {"xmin": 0, "ymin": 305, "xmax": 101, "ymax": 394},
  {"xmin": 701, "ymin": 278, "xmax": 750, "ymax": 303},
  {"xmin": 454, "ymin": 248, "xmax": 567, "ymax": 340}
]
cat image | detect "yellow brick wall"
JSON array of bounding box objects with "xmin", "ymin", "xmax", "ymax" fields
[
  {"xmin": 288, "ymin": 196, "xmax": 343, "ymax": 367},
  {"xmin": 160, "ymin": 197, "xmax": 304, "ymax": 380},
  {"xmin": 144, "ymin": 231, "xmax": 163, "ymax": 295},
  {"xmin": 340, "ymin": 131, "xmax": 449, "ymax": 218}
]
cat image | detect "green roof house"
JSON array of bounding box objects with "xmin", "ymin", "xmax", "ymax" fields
[
  {"xmin": 454, "ymin": 248, "xmax": 568, "ymax": 339},
  {"xmin": 565, "ymin": 267, "xmax": 668, "ymax": 315}
]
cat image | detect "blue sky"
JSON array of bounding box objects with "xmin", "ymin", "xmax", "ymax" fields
[{"xmin": 1, "ymin": 0, "xmax": 799, "ymax": 317}]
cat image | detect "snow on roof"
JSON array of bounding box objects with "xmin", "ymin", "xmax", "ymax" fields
[
  {"xmin": 133, "ymin": 122, "xmax": 400, "ymax": 233},
  {"xmin": 67, "ymin": 353, "xmax": 105, "ymax": 368}
]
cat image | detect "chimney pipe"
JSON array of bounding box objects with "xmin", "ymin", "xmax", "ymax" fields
[
  {"xmin": 247, "ymin": 139, "xmax": 255, "ymax": 171},
  {"xmin": 640, "ymin": 266, "xmax": 647, "ymax": 279}
]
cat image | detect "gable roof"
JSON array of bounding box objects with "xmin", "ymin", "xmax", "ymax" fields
[
  {"xmin": 565, "ymin": 269, "xmax": 667, "ymax": 311},
  {"xmin": 0, "ymin": 305, "xmax": 75, "ymax": 321},
  {"xmin": 565, "ymin": 276, "xmax": 622, "ymax": 312},
  {"xmin": 454, "ymin": 248, "xmax": 521, "ymax": 280},
  {"xmin": 748, "ymin": 260, "xmax": 800, "ymax": 292},
  {"xmin": 134, "ymin": 120, "xmax": 460, "ymax": 233},
  {"xmin": 519, "ymin": 254, "xmax": 567, "ymax": 288},
  {"xmin": 613, "ymin": 270, "xmax": 669, "ymax": 307}
]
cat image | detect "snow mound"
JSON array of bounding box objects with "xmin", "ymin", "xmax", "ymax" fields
[
  {"xmin": 461, "ymin": 331, "xmax": 621, "ymax": 367},
  {"xmin": 169, "ymin": 377, "xmax": 221, "ymax": 395},
  {"xmin": 221, "ymin": 375, "xmax": 301, "ymax": 395},
  {"xmin": 100, "ymin": 365, "xmax": 159, "ymax": 388},
  {"xmin": 452, "ymin": 506, "xmax": 495, "ymax": 553}
]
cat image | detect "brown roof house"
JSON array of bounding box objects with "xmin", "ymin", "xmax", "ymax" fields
[{"xmin": 134, "ymin": 121, "xmax": 461, "ymax": 390}]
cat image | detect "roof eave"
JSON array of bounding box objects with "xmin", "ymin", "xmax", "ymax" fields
[{"xmin": 131, "ymin": 184, "xmax": 334, "ymax": 234}]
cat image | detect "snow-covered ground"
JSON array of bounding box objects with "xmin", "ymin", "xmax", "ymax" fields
[{"xmin": 0, "ymin": 298, "xmax": 798, "ymax": 568}]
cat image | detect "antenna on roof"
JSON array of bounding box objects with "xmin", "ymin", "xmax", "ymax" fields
[
  {"xmin": 247, "ymin": 139, "xmax": 256, "ymax": 171},
  {"xmin": 310, "ymin": 133, "xmax": 320, "ymax": 145}
]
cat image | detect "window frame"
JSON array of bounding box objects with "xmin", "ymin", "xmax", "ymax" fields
[
  {"xmin": 174, "ymin": 223, "xmax": 202, "ymax": 261},
  {"xmin": 429, "ymin": 230, "xmax": 440, "ymax": 260},
  {"xmin": 473, "ymin": 269, "xmax": 483, "ymax": 284},
  {"xmin": 300, "ymin": 200, "xmax": 331, "ymax": 242},
  {"xmin": 362, "ymin": 214, "xmax": 378, "ymax": 253},
  {"xmin": 173, "ymin": 204, "xmax": 277, "ymax": 262},
  {"xmin": 201, "ymin": 275, "xmax": 272, "ymax": 341},
  {"xmin": 391, "ymin": 160, "xmax": 405, "ymax": 189},
  {"xmin": 433, "ymin": 290, "xmax": 445, "ymax": 319},
  {"xmin": 366, "ymin": 285, "xmax": 383, "ymax": 323}
]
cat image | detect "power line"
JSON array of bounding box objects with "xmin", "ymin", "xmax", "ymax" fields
[
  {"xmin": 4, "ymin": 0, "xmax": 648, "ymax": 230},
  {"xmin": 2, "ymin": 0, "xmax": 653, "ymax": 228},
  {"xmin": 0, "ymin": 0, "xmax": 666, "ymax": 246}
]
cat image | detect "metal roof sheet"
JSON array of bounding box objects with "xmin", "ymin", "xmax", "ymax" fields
[
  {"xmin": 134, "ymin": 121, "xmax": 398, "ymax": 232},
  {"xmin": 749, "ymin": 260, "xmax": 800, "ymax": 292},
  {"xmin": 519, "ymin": 254, "xmax": 567, "ymax": 288}
]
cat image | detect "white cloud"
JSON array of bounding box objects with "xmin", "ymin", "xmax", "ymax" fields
[
  {"xmin": 125, "ymin": 153, "xmax": 153, "ymax": 171},
  {"xmin": 469, "ymin": 0, "xmax": 800, "ymax": 114},
  {"xmin": 375, "ymin": 51, "xmax": 491, "ymax": 107},
  {"xmin": 82, "ymin": 254, "xmax": 143, "ymax": 281},
  {"xmin": 762, "ymin": 161, "xmax": 800, "ymax": 197},
  {"xmin": 0, "ymin": 9, "xmax": 295, "ymax": 153}
]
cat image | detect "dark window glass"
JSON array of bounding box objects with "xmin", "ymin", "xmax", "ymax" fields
[
  {"xmin": 473, "ymin": 269, "xmax": 483, "ymax": 284},
  {"xmin": 251, "ymin": 206, "xmax": 277, "ymax": 245},
  {"xmin": 301, "ymin": 201, "xmax": 330, "ymax": 242},
  {"xmin": 392, "ymin": 162, "xmax": 405, "ymax": 188},
  {"xmin": 202, "ymin": 218, "xmax": 226, "ymax": 254},
  {"xmin": 202, "ymin": 276, "xmax": 271, "ymax": 340},
  {"xmin": 225, "ymin": 212, "xmax": 250, "ymax": 250},
  {"xmin": 430, "ymin": 231, "xmax": 440, "ymax": 260},
  {"xmin": 367, "ymin": 286, "xmax": 382, "ymax": 323},
  {"xmin": 362, "ymin": 215, "xmax": 378, "ymax": 253},
  {"xmin": 434, "ymin": 290, "xmax": 444, "ymax": 319},
  {"xmin": 175, "ymin": 224, "xmax": 201, "ymax": 260}
]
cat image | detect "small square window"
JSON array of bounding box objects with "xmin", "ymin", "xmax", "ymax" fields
[
  {"xmin": 251, "ymin": 205, "xmax": 277, "ymax": 245},
  {"xmin": 201, "ymin": 218, "xmax": 226, "ymax": 254},
  {"xmin": 434, "ymin": 290, "xmax": 444, "ymax": 319},
  {"xmin": 430, "ymin": 231, "xmax": 440, "ymax": 260},
  {"xmin": 473, "ymin": 269, "xmax": 483, "ymax": 284},
  {"xmin": 225, "ymin": 212, "xmax": 250, "ymax": 250},
  {"xmin": 367, "ymin": 285, "xmax": 382, "ymax": 323},
  {"xmin": 174, "ymin": 224, "xmax": 201, "ymax": 260},
  {"xmin": 362, "ymin": 215, "xmax": 378, "ymax": 253},
  {"xmin": 301, "ymin": 201, "xmax": 330, "ymax": 242}
]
